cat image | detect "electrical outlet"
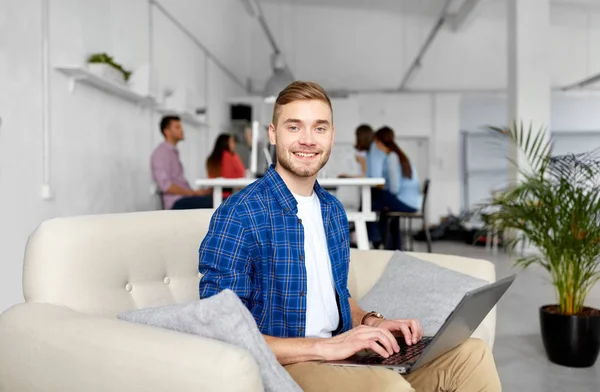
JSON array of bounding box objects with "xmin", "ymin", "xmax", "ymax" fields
[{"xmin": 41, "ymin": 184, "xmax": 53, "ymax": 200}]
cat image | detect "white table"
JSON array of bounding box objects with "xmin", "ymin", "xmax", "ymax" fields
[{"xmin": 195, "ymin": 177, "xmax": 385, "ymax": 250}]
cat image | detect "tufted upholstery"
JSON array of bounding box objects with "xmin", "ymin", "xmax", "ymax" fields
[
  {"xmin": 0, "ymin": 209, "xmax": 497, "ymax": 392},
  {"xmin": 23, "ymin": 209, "xmax": 212, "ymax": 317}
]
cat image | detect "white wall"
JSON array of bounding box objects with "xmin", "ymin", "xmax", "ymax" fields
[
  {"xmin": 0, "ymin": 0, "xmax": 269, "ymax": 312},
  {"xmin": 461, "ymin": 92, "xmax": 600, "ymax": 132}
]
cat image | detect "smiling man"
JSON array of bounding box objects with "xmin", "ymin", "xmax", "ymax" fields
[{"xmin": 198, "ymin": 81, "xmax": 501, "ymax": 391}]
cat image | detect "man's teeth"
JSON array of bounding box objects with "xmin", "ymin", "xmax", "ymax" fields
[{"xmin": 296, "ymin": 152, "xmax": 315, "ymax": 157}]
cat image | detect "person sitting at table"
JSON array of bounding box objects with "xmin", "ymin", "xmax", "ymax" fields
[
  {"xmin": 338, "ymin": 124, "xmax": 373, "ymax": 178},
  {"xmin": 371, "ymin": 126, "xmax": 422, "ymax": 250},
  {"xmin": 365, "ymin": 125, "xmax": 389, "ymax": 248},
  {"xmin": 206, "ymin": 133, "xmax": 247, "ymax": 199},
  {"xmin": 150, "ymin": 115, "xmax": 213, "ymax": 210}
]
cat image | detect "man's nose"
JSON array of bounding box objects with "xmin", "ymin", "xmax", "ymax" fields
[{"xmin": 298, "ymin": 128, "xmax": 315, "ymax": 145}]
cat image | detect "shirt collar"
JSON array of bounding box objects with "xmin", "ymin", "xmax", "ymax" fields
[
  {"xmin": 161, "ymin": 141, "xmax": 177, "ymax": 151},
  {"xmin": 263, "ymin": 165, "xmax": 334, "ymax": 215}
]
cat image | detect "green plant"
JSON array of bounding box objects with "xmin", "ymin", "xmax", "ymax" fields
[
  {"xmin": 87, "ymin": 52, "xmax": 132, "ymax": 81},
  {"xmin": 478, "ymin": 121, "xmax": 600, "ymax": 315}
]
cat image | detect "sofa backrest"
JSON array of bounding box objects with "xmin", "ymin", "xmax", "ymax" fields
[
  {"xmin": 22, "ymin": 210, "xmax": 497, "ymax": 347},
  {"xmin": 23, "ymin": 209, "xmax": 215, "ymax": 316}
]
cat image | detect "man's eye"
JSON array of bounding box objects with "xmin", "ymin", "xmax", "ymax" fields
[
  {"xmin": 316, "ymin": 127, "xmax": 326, "ymax": 132},
  {"xmin": 289, "ymin": 126, "xmax": 298, "ymax": 131}
]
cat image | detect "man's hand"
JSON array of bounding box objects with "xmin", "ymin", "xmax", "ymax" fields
[
  {"xmin": 316, "ymin": 325, "xmax": 401, "ymax": 361},
  {"xmin": 193, "ymin": 188, "xmax": 212, "ymax": 196},
  {"xmin": 366, "ymin": 318, "xmax": 423, "ymax": 346}
]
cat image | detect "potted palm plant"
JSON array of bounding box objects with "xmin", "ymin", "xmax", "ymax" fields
[{"xmin": 479, "ymin": 121, "xmax": 600, "ymax": 368}]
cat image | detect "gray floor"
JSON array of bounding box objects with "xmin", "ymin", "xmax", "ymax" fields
[{"xmin": 409, "ymin": 240, "xmax": 600, "ymax": 392}]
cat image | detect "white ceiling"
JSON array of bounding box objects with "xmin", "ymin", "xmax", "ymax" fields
[
  {"xmin": 259, "ymin": 0, "xmax": 600, "ymax": 14},
  {"xmin": 258, "ymin": 0, "xmax": 462, "ymax": 16},
  {"xmin": 253, "ymin": 0, "xmax": 600, "ymax": 92}
]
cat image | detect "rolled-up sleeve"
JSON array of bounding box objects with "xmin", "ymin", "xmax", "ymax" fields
[
  {"xmin": 198, "ymin": 206, "xmax": 254, "ymax": 306},
  {"xmin": 151, "ymin": 147, "xmax": 173, "ymax": 192}
]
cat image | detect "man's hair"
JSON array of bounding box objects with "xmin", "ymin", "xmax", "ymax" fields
[
  {"xmin": 272, "ymin": 81, "xmax": 333, "ymax": 125},
  {"xmin": 160, "ymin": 115, "xmax": 181, "ymax": 135}
]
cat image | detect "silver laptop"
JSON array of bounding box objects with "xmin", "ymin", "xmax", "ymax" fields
[{"xmin": 323, "ymin": 274, "xmax": 516, "ymax": 374}]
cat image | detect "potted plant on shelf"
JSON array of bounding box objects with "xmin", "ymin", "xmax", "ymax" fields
[
  {"xmin": 479, "ymin": 121, "xmax": 600, "ymax": 368},
  {"xmin": 86, "ymin": 53, "xmax": 132, "ymax": 84}
]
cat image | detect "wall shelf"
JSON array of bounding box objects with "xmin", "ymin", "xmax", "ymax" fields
[
  {"xmin": 154, "ymin": 106, "xmax": 208, "ymax": 128},
  {"xmin": 55, "ymin": 65, "xmax": 155, "ymax": 105}
]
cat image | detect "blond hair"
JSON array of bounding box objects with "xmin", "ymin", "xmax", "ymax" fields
[{"xmin": 272, "ymin": 81, "xmax": 333, "ymax": 125}]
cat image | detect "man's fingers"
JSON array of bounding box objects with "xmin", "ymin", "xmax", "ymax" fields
[
  {"xmin": 408, "ymin": 320, "xmax": 421, "ymax": 343},
  {"xmin": 356, "ymin": 329, "xmax": 395, "ymax": 355},
  {"xmin": 381, "ymin": 327, "xmax": 400, "ymax": 352},
  {"xmin": 397, "ymin": 324, "xmax": 414, "ymax": 345},
  {"xmin": 414, "ymin": 320, "xmax": 424, "ymax": 340},
  {"xmin": 368, "ymin": 340, "xmax": 390, "ymax": 358}
]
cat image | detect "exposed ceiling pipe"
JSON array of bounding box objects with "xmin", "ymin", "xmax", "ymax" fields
[
  {"xmin": 241, "ymin": 0, "xmax": 295, "ymax": 80},
  {"xmin": 447, "ymin": 0, "xmax": 483, "ymax": 32},
  {"xmin": 561, "ymin": 72, "xmax": 600, "ymax": 91},
  {"xmin": 398, "ymin": 0, "xmax": 453, "ymax": 91}
]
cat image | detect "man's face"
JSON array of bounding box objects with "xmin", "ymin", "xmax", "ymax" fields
[
  {"xmin": 269, "ymin": 100, "xmax": 334, "ymax": 178},
  {"xmin": 166, "ymin": 120, "xmax": 184, "ymax": 142}
]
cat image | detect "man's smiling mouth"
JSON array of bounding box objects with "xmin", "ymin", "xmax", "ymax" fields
[{"xmin": 294, "ymin": 152, "xmax": 318, "ymax": 158}]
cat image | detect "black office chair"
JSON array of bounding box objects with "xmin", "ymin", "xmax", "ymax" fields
[
  {"xmin": 156, "ymin": 188, "xmax": 165, "ymax": 210},
  {"xmin": 385, "ymin": 179, "xmax": 432, "ymax": 253}
]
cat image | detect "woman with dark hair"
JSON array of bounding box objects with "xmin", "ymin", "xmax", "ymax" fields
[
  {"xmin": 371, "ymin": 126, "xmax": 423, "ymax": 250},
  {"xmin": 206, "ymin": 133, "xmax": 246, "ymax": 198},
  {"xmin": 339, "ymin": 124, "xmax": 374, "ymax": 178},
  {"xmin": 353, "ymin": 124, "xmax": 374, "ymax": 176}
]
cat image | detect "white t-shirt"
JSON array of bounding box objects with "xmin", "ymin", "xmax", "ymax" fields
[{"xmin": 293, "ymin": 192, "xmax": 340, "ymax": 338}]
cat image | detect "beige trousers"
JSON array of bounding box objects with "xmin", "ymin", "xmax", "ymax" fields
[{"xmin": 285, "ymin": 338, "xmax": 501, "ymax": 392}]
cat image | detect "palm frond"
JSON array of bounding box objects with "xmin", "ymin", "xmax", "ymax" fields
[{"xmin": 476, "ymin": 121, "xmax": 600, "ymax": 316}]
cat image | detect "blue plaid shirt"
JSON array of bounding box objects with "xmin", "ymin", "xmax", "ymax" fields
[{"xmin": 198, "ymin": 166, "xmax": 353, "ymax": 338}]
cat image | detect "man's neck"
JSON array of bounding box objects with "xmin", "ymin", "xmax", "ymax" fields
[
  {"xmin": 275, "ymin": 165, "xmax": 316, "ymax": 197},
  {"xmin": 165, "ymin": 137, "xmax": 178, "ymax": 146}
]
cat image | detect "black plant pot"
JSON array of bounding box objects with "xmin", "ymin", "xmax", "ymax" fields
[{"xmin": 540, "ymin": 305, "xmax": 600, "ymax": 368}]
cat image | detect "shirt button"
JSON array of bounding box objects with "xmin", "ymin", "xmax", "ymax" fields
[
  {"xmin": 300, "ymin": 291, "xmax": 306, "ymax": 297},
  {"xmin": 298, "ymin": 218, "xmax": 303, "ymax": 224},
  {"xmin": 298, "ymin": 327, "xmax": 304, "ymax": 335},
  {"xmin": 299, "ymin": 255, "xmax": 304, "ymax": 261}
]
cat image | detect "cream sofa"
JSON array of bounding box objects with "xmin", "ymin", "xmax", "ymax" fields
[{"xmin": 0, "ymin": 209, "xmax": 496, "ymax": 392}]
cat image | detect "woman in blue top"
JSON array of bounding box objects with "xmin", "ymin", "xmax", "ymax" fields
[{"xmin": 372, "ymin": 126, "xmax": 423, "ymax": 250}]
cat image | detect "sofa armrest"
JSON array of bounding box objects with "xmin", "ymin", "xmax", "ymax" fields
[{"xmin": 0, "ymin": 303, "xmax": 263, "ymax": 392}]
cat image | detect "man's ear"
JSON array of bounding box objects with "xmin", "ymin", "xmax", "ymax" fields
[{"xmin": 268, "ymin": 124, "xmax": 276, "ymax": 145}]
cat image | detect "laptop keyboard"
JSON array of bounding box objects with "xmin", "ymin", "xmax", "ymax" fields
[{"xmin": 355, "ymin": 336, "xmax": 434, "ymax": 366}]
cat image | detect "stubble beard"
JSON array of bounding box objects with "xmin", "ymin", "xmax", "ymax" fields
[{"xmin": 275, "ymin": 143, "xmax": 331, "ymax": 178}]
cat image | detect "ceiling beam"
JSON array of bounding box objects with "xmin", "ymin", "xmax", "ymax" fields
[
  {"xmin": 446, "ymin": 0, "xmax": 483, "ymax": 32},
  {"xmin": 561, "ymin": 72, "xmax": 600, "ymax": 91},
  {"xmin": 398, "ymin": 0, "xmax": 453, "ymax": 91}
]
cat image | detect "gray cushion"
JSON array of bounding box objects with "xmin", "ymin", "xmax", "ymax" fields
[
  {"xmin": 357, "ymin": 251, "xmax": 489, "ymax": 336},
  {"xmin": 117, "ymin": 289, "xmax": 301, "ymax": 392}
]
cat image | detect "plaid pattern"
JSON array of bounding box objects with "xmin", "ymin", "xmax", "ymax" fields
[{"xmin": 199, "ymin": 165, "xmax": 353, "ymax": 338}]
